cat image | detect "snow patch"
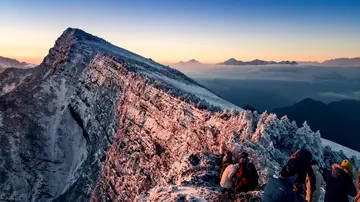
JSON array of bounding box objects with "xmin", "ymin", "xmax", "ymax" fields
[
  {"xmin": 322, "ymin": 138, "xmax": 360, "ymax": 159},
  {"xmin": 2, "ymin": 83, "xmax": 16, "ymax": 94},
  {"xmin": 144, "ymin": 72, "xmax": 243, "ymax": 111}
]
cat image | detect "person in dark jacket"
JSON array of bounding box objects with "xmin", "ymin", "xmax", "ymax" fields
[
  {"xmin": 290, "ymin": 149, "xmax": 316, "ymax": 201},
  {"xmin": 234, "ymin": 151, "xmax": 259, "ymax": 193},
  {"xmin": 325, "ymin": 160, "xmax": 357, "ymax": 202},
  {"xmin": 263, "ymin": 159, "xmax": 304, "ymax": 202}
]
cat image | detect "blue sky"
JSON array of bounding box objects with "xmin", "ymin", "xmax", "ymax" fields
[{"xmin": 1, "ymin": 0, "xmax": 360, "ymax": 64}]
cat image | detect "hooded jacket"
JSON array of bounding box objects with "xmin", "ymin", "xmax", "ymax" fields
[
  {"xmin": 220, "ymin": 154, "xmax": 234, "ymax": 179},
  {"xmin": 220, "ymin": 164, "xmax": 239, "ymax": 189},
  {"xmin": 262, "ymin": 176, "xmax": 299, "ymax": 202},
  {"xmin": 290, "ymin": 149, "xmax": 317, "ymax": 199},
  {"xmin": 325, "ymin": 164, "xmax": 357, "ymax": 202},
  {"xmin": 306, "ymin": 165, "xmax": 324, "ymax": 202}
]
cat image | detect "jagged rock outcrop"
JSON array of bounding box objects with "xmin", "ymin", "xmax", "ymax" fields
[
  {"xmin": 0, "ymin": 28, "xmax": 239, "ymax": 202},
  {"xmin": 0, "ymin": 28, "xmax": 358, "ymax": 202}
]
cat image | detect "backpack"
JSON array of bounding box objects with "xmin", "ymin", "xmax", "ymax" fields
[{"xmin": 235, "ymin": 162, "xmax": 259, "ymax": 192}]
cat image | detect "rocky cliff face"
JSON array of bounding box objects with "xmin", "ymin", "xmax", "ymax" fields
[{"xmin": 0, "ymin": 28, "xmax": 358, "ymax": 202}]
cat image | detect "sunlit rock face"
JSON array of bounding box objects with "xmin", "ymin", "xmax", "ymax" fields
[{"xmin": 0, "ymin": 28, "xmax": 357, "ymax": 202}]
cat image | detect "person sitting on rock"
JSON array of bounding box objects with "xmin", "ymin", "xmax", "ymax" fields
[
  {"xmin": 220, "ymin": 159, "xmax": 239, "ymax": 199},
  {"xmin": 219, "ymin": 140, "xmax": 234, "ymax": 180},
  {"xmin": 234, "ymin": 151, "xmax": 259, "ymax": 193},
  {"xmin": 324, "ymin": 160, "xmax": 357, "ymax": 202},
  {"xmin": 262, "ymin": 159, "xmax": 302, "ymax": 202},
  {"xmin": 220, "ymin": 151, "xmax": 234, "ymax": 179}
]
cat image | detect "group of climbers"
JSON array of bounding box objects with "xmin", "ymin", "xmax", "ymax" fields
[
  {"xmin": 219, "ymin": 146, "xmax": 360, "ymax": 202},
  {"xmin": 263, "ymin": 149, "xmax": 318, "ymax": 202},
  {"xmin": 219, "ymin": 143, "xmax": 259, "ymax": 200}
]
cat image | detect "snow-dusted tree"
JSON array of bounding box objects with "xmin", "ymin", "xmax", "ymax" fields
[{"xmin": 292, "ymin": 121, "xmax": 323, "ymax": 162}]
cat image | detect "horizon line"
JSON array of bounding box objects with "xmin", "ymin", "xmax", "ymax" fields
[{"xmin": 7, "ymin": 56, "xmax": 360, "ymax": 66}]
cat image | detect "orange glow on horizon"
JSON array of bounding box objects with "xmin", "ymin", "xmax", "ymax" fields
[{"xmin": 4, "ymin": 54, "xmax": 360, "ymax": 66}]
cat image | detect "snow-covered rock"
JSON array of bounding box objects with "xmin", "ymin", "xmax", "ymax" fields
[
  {"xmin": 322, "ymin": 138, "xmax": 360, "ymax": 159},
  {"xmin": 0, "ymin": 28, "xmax": 358, "ymax": 202}
]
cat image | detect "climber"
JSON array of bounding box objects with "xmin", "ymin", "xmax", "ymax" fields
[
  {"xmin": 220, "ymin": 151, "xmax": 234, "ymax": 179},
  {"xmin": 324, "ymin": 160, "xmax": 357, "ymax": 202},
  {"xmin": 220, "ymin": 159, "xmax": 239, "ymax": 199},
  {"xmin": 262, "ymin": 159, "xmax": 303, "ymax": 202},
  {"xmin": 289, "ymin": 149, "xmax": 316, "ymax": 202},
  {"xmin": 219, "ymin": 140, "xmax": 234, "ymax": 179},
  {"xmin": 234, "ymin": 151, "xmax": 259, "ymax": 193},
  {"xmin": 306, "ymin": 160, "xmax": 324, "ymax": 202},
  {"xmin": 355, "ymin": 170, "xmax": 360, "ymax": 202}
]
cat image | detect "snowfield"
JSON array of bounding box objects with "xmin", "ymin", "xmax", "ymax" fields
[
  {"xmin": 144, "ymin": 71, "xmax": 243, "ymax": 111},
  {"xmin": 322, "ymin": 138, "xmax": 360, "ymax": 159}
]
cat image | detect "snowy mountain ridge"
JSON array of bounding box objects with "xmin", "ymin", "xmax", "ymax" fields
[
  {"xmin": 0, "ymin": 28, "xmax": 358, "ymax": 202},
  {"xmin": 0, "ymin": 56, "xmax": 36, "ymax": 70}
]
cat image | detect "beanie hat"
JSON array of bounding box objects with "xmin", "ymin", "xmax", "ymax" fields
[
  {"xmin": 341, "ymin": 160, "xmax": 353, "ymax": 172},
  {"xmin": 295, "ymin": 149, "xmax": 312, "ymax": 163}
]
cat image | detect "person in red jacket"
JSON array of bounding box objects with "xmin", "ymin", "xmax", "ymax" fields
[{"xmin": 234, "ymin": 152, "xmax": 259, "ymax": 193}]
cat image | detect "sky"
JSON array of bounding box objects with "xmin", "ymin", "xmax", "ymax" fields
[{"xmin": 1, "ymin": 0, "xmax": 360, "ymax": 64}]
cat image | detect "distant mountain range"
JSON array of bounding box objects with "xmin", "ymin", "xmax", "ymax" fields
[
  {"xmin": 175, "ymin": 59, "xmax": 202, "ymax": 65},
  {"xmin": 174, "ymin": 57, "xmax": 360, "ymax": 66},
  {"xmin": 217, "ymin": 58, "xmax": 297, "ymax": 65},
  {"xmin": 0, "ymin": 56, "xmax": 36, "ymax": 72},
  {"xmin": 272, "ymin": 98, "xmax": 360, "ymax": 151},
  {"xmin": 296, "ymin": 61, "xmax": 321, "ymax": 65},
  {"xmin": 322, "ymin": 57, "xmax": 360, "ymax": 66}
]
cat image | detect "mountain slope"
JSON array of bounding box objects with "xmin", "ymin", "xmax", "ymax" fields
[
  {"xmin": 328, "ymin": 99, "xmax": 360, "ymax": 124},
  {"xmin": 0, "ymin": 28, "xmax": 240, "ymax": 201},
  {"xmin": 0, "ymin": 28, "xmax": 357, "ymax": 202},
  {"xmin": 273, "ymin": 98, "xmax": 359, "ymax": 151},
  {"xmin": 322, "ymin": 138, "xmax": 360, "ymax": 159}
]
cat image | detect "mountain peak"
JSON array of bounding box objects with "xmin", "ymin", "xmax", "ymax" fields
[
  {"xmin": 226, "ymin": 58, "xmax": 239, "ymax": 62},
  {"xmin": 61, "ymin": 27, "xmax": 108, "ymax": 44},
  {"xmin": 174, "ymin": 59, "xmax": 202, "ymax": 65},
  {"xmin": 188, "ymin": 59, "xmax": 200, "ymax": 63},
  {"xmin": 217, "ymin": 58, "xmax": 243, "ymax": 65}
]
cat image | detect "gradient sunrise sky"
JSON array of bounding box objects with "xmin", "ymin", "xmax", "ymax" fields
[{"xmin": 1, "ymin": 0, "xmax": 360, "ymax": 64}]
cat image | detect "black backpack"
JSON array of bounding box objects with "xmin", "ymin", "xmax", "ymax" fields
[{"xmin": 235, "ymin": 162, "xmax": 259, "ymax": 191}]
